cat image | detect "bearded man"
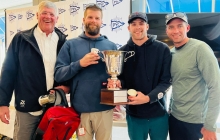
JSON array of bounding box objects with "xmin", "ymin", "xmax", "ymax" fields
[{"xmin": 54, "ymin": 4, "xmax": 117, "ymax": 140}]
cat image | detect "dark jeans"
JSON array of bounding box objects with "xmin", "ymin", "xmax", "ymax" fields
[{"xmin": 169, "ymin": 114, "xmax": 203, "ymax": 140}]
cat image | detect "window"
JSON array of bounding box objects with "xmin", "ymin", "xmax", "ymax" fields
[
  {"xmin": 146, "ymin": 0, "xmax": 216, "ymax": 13},
  {"xmin": 0, "ymin": 16, "xmax": 5, "ymax": 73}
]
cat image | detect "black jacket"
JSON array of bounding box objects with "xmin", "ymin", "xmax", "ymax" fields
[
  {"xmin": 0, "ymin": 24, "xmax": 67, "ymax": 112},
  {"xmin": 119, "ymin": 35, "xmax": 171, "ymax": 118}
]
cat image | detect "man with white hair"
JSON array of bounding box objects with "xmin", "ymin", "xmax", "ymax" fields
[{"xmin": 0, "ymin": 1, "xmax": 68, "ymax": 140}]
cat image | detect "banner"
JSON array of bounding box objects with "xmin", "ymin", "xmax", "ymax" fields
[
  {"xmin": 6, "ymin": 0, "xmax": 130, "ymax": 49},
  {"xmin": 3, "ymin": 1, "xmax": 130, "ymax": 137}
]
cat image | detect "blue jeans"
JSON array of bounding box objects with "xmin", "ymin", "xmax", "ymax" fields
[{"xmin": 126, "ymin": 113, "xmax": 169, "ymax": 140}]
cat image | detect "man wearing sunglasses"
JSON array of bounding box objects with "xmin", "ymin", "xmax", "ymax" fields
[{"xmin": 166, "ymin": 12, "xmax": 220, "ymax": 140}]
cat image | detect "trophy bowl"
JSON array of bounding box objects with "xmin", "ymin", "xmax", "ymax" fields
[{"xmin": 101, "ymin": 50, "xmax": 135, "ymax": 90}]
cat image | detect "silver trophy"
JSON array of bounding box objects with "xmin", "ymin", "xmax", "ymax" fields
[{"xmin": 100, "ymin": 50, "xmax": 135, "ymax": 90}]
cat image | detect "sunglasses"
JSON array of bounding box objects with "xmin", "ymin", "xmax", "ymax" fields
[
  {"xmin": 165, "ymin": 12, "xmax": 187, "ymax": 20},
  {"xmin": 85, "ymin": 3, "xmax": 102, "ymax": 10}
]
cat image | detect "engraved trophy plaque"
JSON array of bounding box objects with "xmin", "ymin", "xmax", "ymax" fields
[{"xmin": 100, "ymin": 50, "xmax": 135, "ymax": 105}]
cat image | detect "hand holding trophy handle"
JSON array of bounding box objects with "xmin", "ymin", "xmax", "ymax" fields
[{"xmin": 91, "ymin": 48, "xmax": 104, "ymax": 61}]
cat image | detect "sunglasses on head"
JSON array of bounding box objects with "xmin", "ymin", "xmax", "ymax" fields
[
  {"xmin": 165, "ymin": 12, "xmax": 186, "ymax": 20},
  {"xmin": 85, "ymin": 3, "xmax": 102, "ymax": 10}
]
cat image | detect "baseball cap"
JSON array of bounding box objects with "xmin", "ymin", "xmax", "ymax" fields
[
  {"xmin": 128, "ymin": 12, "xmax": 148, "ymax": 24},
  {"xmin": 165, "ymin": 12, "xmax": 188, "ymax": 25}
]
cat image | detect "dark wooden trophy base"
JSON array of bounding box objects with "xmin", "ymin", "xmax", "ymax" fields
[{"xmin": 100, "ymin": 89, "xmax": 128, "ymax": 105}]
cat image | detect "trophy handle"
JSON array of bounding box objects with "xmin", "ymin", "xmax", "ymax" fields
[
  {"xmin": 91, "ymin": 48, "xmax": 105, "ymax": 62},
  {"xmin": 98, "ymin": 52, "xmax": 105, "ymax": 62},
  {"xmin": 124, "ymin": 51, "xmax": 135, "ymax": 62}
]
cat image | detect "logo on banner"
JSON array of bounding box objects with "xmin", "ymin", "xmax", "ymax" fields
[
  {"xmin": 59, "ymin": 8, "xmax": 66, "ymax": 14},
  {"xmin": 26, "ymin": 10, "xmax": 35, "ymax": 20},
  {"xmin": 96, "ymin": 0, "xmax": 109, "ymax": 9},
  {"xmin": 9, "ymin": 14, "xmax": 16, "ymax": 22},
  {"xmin": 110, "ymin": 17, "xmax": 125, "ymax": 32},
  {"xmin": 18, "ymin": 14, "xmax": 23, "ymax": 20},
  {"xmin": 69, "ymin": 2, "xmax": 80, "ymax": 16},
  {"xmin": 70, "ymin": 25, "xmax": 78, "ymax": 31},
  {"xmin": 58, "ymin": 24, "xmax": 67, "ymax": 33},
  {"xmin": 101, "ymin": 23, "xmax": 106, "ymax": 28},
  {"xmin": 112, "ymin": 0, "xmax": 123, "ymax": 6},
  {"xmin": 115, "ymin": 43, "xmax": 122, "ymax": 49},
  {"xmin": 10, "ymin": 31, "xmax": 14, "ymax": 36}
]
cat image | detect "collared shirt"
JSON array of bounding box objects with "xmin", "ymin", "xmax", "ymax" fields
[
  {"xmin": 30, "ymin": 26, "xmax": 58, "ymax": 116},
  {"xmin": 34, "ymin": 26, "xmax": 59, "ymax": 90}
]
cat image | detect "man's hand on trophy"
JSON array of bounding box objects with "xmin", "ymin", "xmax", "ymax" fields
[
  {"xmin": 80, "ymin": 52, "xmax": 100, "ymax": 67},
  {"xmin": 107, "ymin": 78, "xmax": 122, "ymax": 89},
  {"xmin": 128, "ymin": 92, "xmax": 150, "ymax": 105}
]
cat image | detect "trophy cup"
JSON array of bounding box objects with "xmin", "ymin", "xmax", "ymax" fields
[{"xmin": 99, "ymin": 50, "xmax": 135, "ymax": 105}]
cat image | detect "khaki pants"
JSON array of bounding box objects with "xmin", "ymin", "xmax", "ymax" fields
[
  {"xmin": 77, "ymin": 109, "xmax": 113, "ymax": 140},
  {"xmin": 13, "ymin": 111, "xmax": 40, "ymax": 140}
]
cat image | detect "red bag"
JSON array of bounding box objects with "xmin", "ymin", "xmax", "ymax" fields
[
  {"xmin": 32, "ymin": 89, "xmax": 80, "ymax": 140},
  {"xmin": 36, "ymin": 106, "xmax": 80, "ymax": 140}
]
